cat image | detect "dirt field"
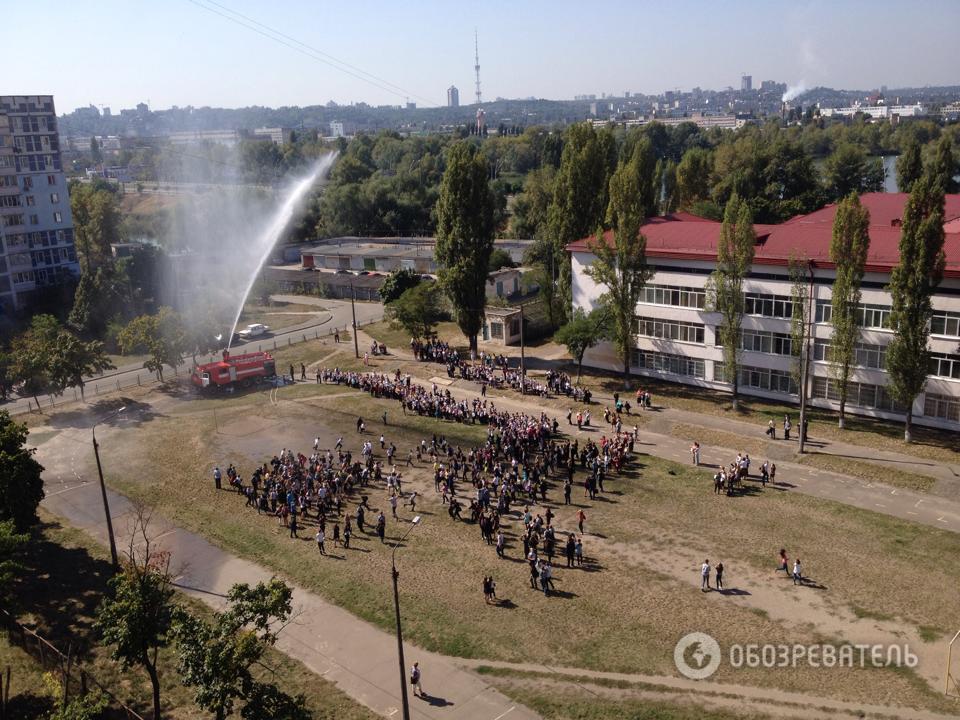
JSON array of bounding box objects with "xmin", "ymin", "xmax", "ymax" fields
[{"xmin": 26, "ymin": 344, "xmax": 960, "ymax": 717}]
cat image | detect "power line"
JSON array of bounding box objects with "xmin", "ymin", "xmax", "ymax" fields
[{"xmin": 185, "ymin": 0, "xmax": 439, "ymax": 108}]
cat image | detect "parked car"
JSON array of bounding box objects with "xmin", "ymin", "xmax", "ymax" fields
[
  {"xmin": 335, "ymin": 269, "xmax": 352, "ymax": 275},
  {"xmin": 237, "ymin": 323, "xmax": 270, "ymax": 339}
]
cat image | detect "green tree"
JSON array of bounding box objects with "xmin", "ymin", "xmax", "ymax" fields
[
  {"xmin": 0, "ymin": 520, "xmax": 27, "ymax": 606},
  {"xmin": 10, "ymin": 314, "xmax": 60, "ymax": 409},
  {"xmin": 824, "ymin": 143, "xmax": 885, "ymax": 200},
  {"xmin": 828, "ymin": 193, "xmax": 871, "ymax": 428},
  {"xmin": 48, "ymin": 332, "xmax": 114, "ymax": 402},
  {"xmin": 96, "ymin": 511, "xmax": 174, "ymax": 720},
  {"xmin": 118, "ymin": 307, "xmax": 187, "ymax": 381},
  {"xmin": 70, "ymin": 182, "xmax": 122, "ymax": 272},
  {"xmin": 435, "ymin": 142, "xmax": 495, "ymax": 354},
  {"xmin": 886, "ymin": 174, "xmax": 946, "ymax": 442},
  {"xmin": 509, "ymin": 166, "xmax": 555, "ymax": 239},
  {"xmin": 171, "ymin": 579, "xmax": 310, "ymax": 720},
  {"xmin": 929, "ymin": 135, "xmax": 959, "ymax": 194},
  {"xmin": 585, "ymin": 142, "xmax": 655, "ymax": 387},
  {"xmin": 710, "ymin": 195, "xmax": 756, "ymax": 411},
  {"xmin": 487, "ymin": 248, "xmax": 516, "ymax": 272},
  {"xmin": 896, "ymin": 140, "xmax": 923, "ymax": 193},
  {"xmin": 90, "ymin": 136, "xmax": 103, "ymax": 165},
  {"xmin": 554, "ymin": 307, "xmax": 609, "ymax": 382},
  {"xmin": 378, "ymin": 267, "xmax": 421, "ymax": 304},
  {"xmin": 545, "ymin": 123, "xmax": 617, "ymax": 320},
  {"xmin": 658, "ymin": 158, "xmax": 678, "ymax": 214},
  {"xmin": 0, "ymin": 410, "xmax": 45, "ymax": 531},
  {"xmin": 0, "ymin": 350, "xmax": 12, "ymax": 401},
  {"xmin": 676, "ymin": 147, "xmax": 713, "ymax": 210},
  {"xmin": 387, "ymin": 283, "xmax": 445, "ymax": 340}
]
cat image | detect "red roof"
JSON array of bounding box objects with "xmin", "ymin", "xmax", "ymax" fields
[{"xmin": 566, "ymin": 193, "xmax": 960, "ymax": 278}]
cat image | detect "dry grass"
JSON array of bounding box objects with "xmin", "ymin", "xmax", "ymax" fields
[
  {"xmin": 52, "ymin": 378, "xmax": 956, "ymax": 712},
  {"xmin": 669, "ymin": 422, "xmax": 773, "ymax": 459}
]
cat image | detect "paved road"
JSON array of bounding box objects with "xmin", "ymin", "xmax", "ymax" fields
[
  {"xmin": 40, "ymin": 441, "xmax": 537, "ymax": 720},
  {"xmin": 2, "ymin": 298, "xmax": 383, "ymax": 416}
]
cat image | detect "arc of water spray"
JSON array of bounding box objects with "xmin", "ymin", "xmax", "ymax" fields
[{"xmin": 228, "ymin": 153, "xmax": 338, "ymax": 347}]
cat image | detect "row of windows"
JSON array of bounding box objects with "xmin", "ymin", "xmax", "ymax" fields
[
  {"xmin": 14, "ymin": 155, "xmax": 61, "ymax": 173},
  {"xmin": 13, "ymin": 134, "xmax": 58, "ymax": 153},
  {"xmin": 744, "ymin": 292, "xmax": 793, "ymax": 319},
  {"xmin": 11, "ymin": 264, "xmax": 73, "ymax": 287},
  {"xmin": 813, "ymin": 340, "xmax": 887, "ymax": 370},
  {"xmin": 811, "ymin": 377, "xmax": 903, "ymax": 413},
  {"xmin": 931, "ymin": 311, "xmax": 960, "ymax": 338},
  {"xmin": 10, "ymin": 115, "xmax": 54, "ymax": 133},
  {"xmin": 739, "ymin": 328, "xmax": 793, "ymax": 355},
  {"xmin": 638, "ymin": 284, "xmax": 706, "ymax": 309},
  {"xmin": 32, "ymin": 247, "xmax": 75, "ymax": 267},
  {"xmin": 716, "ymin": 362, "xmax": 797, "ymax": 394},
  {"xmin": 0, "ymin": 175, "xmax": 18, "ymax": 188},
  {"xmin": 2, "ymin": 212, "xmax": 63, "ymax": 227},
  {"xmin": 632, "ymin": 349, "xmax": 706, "ymax": 379},
  {"xmin": 0, "ymin": 156, "xmax": 14, "ymax": 169},
  {"xmin": 815, "ymin": 300, "xmax": 892, "ymax": 330},
  {"xmin": 635, "ymin": 316, "xmax": 705, "ymax": 344},
  {"xmin": 2, "ymin": 228, "xmax": 74, "ymax": 251},
  {"xmin": 0, "ymin": 194, "xmax": 20, "ymax": 207},
  {"xmin": 929, "ymin": 353, "xmax": 960, "ymax": 380},
  {"xmin": 20, "ymin": 175, "xmax": 58, "ymax": 191},
  {"xmin": 1, "ymin": 214, "xmax": 23, "ymax": 228},
  {"xmin": 924, "ymin": 393, "xmax": 960, "ymax": 423}
]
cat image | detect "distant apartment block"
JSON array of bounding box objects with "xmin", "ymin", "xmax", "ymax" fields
[
  {"xmin": 447, "ymin": 86, "xmax": 460, "ymax": 108},
  {"xmin": 819, "ymin": 103, "xmax": 926, "ymax": 120},
  {"xmin": 0, "ymin": 95, "xmax": 78, "ymax": 315},
  {"xmin": 741, "ymin": 75, "xmax": 752, "ymax": 92}
]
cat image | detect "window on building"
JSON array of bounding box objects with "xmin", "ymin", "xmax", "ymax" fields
[
  {"xmin": 812, "ymin": 377, "xmax": 903, "ymax": 412},
  {"xmin": 744, "ymin": 292, "xmax": 793, "ymax": 319},
  {"xmin": 814, "ymin": 340, "xmax": 887, "ymax": 369},
  {"xmin": 638, "ymin": 284, "xmax": 706, "ymax": 309},
  {"xmin": 929, "ymin": 353, "xmax": 960, "ymax": 380},
  {"xmin": 510, "ymin": 319, "xmax": 521, "ymax": 336},
  {"xmin": 22, "ymin": 175, "xmax": 33, "ymax": 190},
  {"xmin": 634, "ymin": 316, "xmax": 705, "ymax": 344},
  {"xmin": 924, "ymin": 393, "xmax": 960, "ymax": 423},
  {"xmin": 47, "ymin": 174, "xmax": 56, "ymax": 185},
  {"xmin": 716, "ymin": 362, "xmax": 797, "ymax": 394},
  {"xmin": 632, "ymin": 350, "xmax": 705, "ymax": 379},
  {"xmin": 740, "ymin": 329, "xmax": 792, "ymax": 355},
  {"xmin": 53, "ymin": 211, "xmax": 62, "ymax": 223},
  {"xmin": 931, "ymin": 311, "xmax": 960, "ymax": 338},
  {"xmin": 50, "ymin": 192, "xmax": 58, "ymax": 203},
  {"xmin": 490, "ymin": 322, "xmax": 503, "ymax": 339},
  {"xmin": 29, "ymin": 214, "xmax": 39, "ymax": 225}
]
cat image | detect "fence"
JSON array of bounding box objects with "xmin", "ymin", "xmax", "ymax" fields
[
  {"xmin": 0, "ymin": 609, "xmax": 146, "ymax": 720},
  {"xmin": 4, "ymin": 316, "xmax": 383, "ymax": 417}
]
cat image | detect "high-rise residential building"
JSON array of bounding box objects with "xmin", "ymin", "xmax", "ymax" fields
[
  {"xmin": 741, "ymin": 75, "xmax": 752, "ymax": 92},
  {"xmin": 0, "ymin": 95, "xmax": 78, "ymax": 316},
  {"xmin": 447, "ymin": 85, "xmax": 460, "ymax": 108}
]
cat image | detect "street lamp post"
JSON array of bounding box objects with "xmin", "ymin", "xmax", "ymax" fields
[
  {"xmin": 391, "ymin": 515, "xmax": 421, "ymax": 720},
  {"xmin": 92, "ymin": 406, "xmax": 125, "ymax": 568},
  {"xmin": 350, "ymin": 280, "xmax": 360, "ymax": 359}
]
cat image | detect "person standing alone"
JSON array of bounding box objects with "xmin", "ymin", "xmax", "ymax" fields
[
  {"xmin": 701, "ymin": 559, "xmax": 711, "ymax": 591},
  {"xmin": 410, "ymin": 662, "xmax": 423, "ymax": 697}
]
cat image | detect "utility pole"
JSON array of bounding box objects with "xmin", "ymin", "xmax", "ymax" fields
[
  {"xmin": 519, "ymin": 304, "xmax": 526, "ymax": 395},
  {"xmin": 350, "ymin": 281, "xmax": 359, "ymax": 359},
  {"xmin": 92, "ymin": 407, "xmax": 125, "ymax": 569},
  {"xmin": 391, "ymin": 516, "xmax": 421, "ymax": 720}
]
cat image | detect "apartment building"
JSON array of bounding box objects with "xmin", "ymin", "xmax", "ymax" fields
[
  {"xmin": 0, "ymin": 95, "xmax": 78, "ymax": 315},
  {"xmin": 568, "ymin": 194, "xmax": 960, "ymax": 430}
]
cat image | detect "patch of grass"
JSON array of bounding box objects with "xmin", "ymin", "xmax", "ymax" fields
[
  {"xmin": 918, "ymin": 625, "xmax": 946, "ymax": 643},
  {"xmin": 669, "ymin": 423, "xmax": 772, "ymax": 459},
  {"xmin": 798, "ymin": 452, "xmax": 935, "ymax": 493},
  {"xmin": 850, "ymin": 605, "xmax": 895, "ymax": 622}
]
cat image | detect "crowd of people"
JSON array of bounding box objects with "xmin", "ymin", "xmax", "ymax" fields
[{"xmin": 213, "ymin": 365, "xmax": 640, "ymax": 602}]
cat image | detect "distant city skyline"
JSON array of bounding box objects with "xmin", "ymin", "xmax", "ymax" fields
[{"xmin": 12, "ymin": 0, "xmax": 960, "ymax": 114}]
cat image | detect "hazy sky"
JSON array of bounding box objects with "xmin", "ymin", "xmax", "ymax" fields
[{"xmin": 14, "ymin": 0, "xmax": 960, "ymax": 113}]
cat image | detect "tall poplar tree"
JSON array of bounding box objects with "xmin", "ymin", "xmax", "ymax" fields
[
  {"xmin": 434, "ymin": 142, "xmax": 495, "ymax": 354},
  {"xmin": 886, "ymin": 174, "xmax": 946, "ymax": 442},
  {"xmin": 585, "ymin": 143, "xmax": 654, "ymax": 387},
  {"xmin": 711, "ymin": 195, "xmax": 756, "ymax": 411},
  {"xmin": 930, "ymin": 135, "xmax": 959, "ymax": 194},
  {"xmin": 828, "ymin": 193, "xmax": 871, "ymax": 428},
  {"xmin": 545, "ymin": 123, "xmax": 617, "ymax": 321},
  {"xmin": 895, "ymin": 140, "xmax": 923, "ymax": 194}
]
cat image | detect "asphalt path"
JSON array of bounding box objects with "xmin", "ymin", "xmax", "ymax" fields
[{"xmin": 2, "ymin": 297, "xmax": 383, "ymax": 416}]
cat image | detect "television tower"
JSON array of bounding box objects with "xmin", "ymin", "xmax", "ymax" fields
[{"xmin": 474, "ymin": 29, "xmax": 482, "ymax": 105}]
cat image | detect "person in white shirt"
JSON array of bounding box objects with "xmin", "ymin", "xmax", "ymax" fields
[
  {"xmin": 793, "ymin": 559, "xmax": 802, "ymax": 585},
  {"xmin": 701, "ymin": 559, "xmax": 711, "ymax": 591}
]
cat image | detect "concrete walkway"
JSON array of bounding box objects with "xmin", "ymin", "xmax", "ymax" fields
[{"xmin": 41, "ymin": 477, "xmax": 537, "ymax": 720}]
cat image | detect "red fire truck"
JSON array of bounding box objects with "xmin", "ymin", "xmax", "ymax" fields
[{"xmin": 191, "ymin": 350, "xmax": 276, "ymax": 390}]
